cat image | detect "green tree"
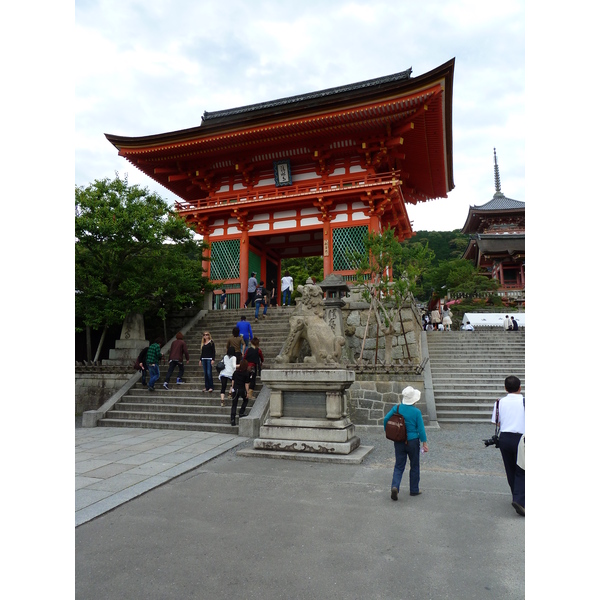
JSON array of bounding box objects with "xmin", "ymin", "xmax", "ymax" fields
[
  {"xmin": 407, "ymin": 230, "xmax": 469, "ymax": 265},
  {"xmin": 75, "ymin": 175, "xmax": 209, "ymax": 361},
  {"xmin": 350, "ymin": 228, "xmax": 434, "ymax": 364},
  {"xmin": 281, "ymin": 256, "xmax": 324, "ymax": 303},
  {"xmin": 423, "ymin": 258, "xmax": 499, "ymax": 298}
]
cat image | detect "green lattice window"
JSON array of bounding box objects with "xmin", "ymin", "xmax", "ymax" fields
[
  {"xmin": 210, "ymin": 240, "xmax": 240, "ymax": 281},
  {"xmin": 333, "ymin": 226, "xmax": 367, "ymax": 271},
  {"xmin": 249, "ymin": 251, "xmax": 261, "ymax": 282}
]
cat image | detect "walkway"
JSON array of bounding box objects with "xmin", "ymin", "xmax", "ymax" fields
[{"xmin": 76, "ymin": 426, "xmax": 246, "ymax": 526}]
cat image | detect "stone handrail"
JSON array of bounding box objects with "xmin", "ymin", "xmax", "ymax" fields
[{"xmin": 81, "ymin": 310, "xmax": 207, "ymax": 427}]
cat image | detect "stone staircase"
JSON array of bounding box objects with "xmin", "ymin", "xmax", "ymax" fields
[
  {"xmin": 426, "ymin": 330, "xmax": 525, "ymax": 423},
  {"xmin": 98, "ymin": 306, "xmax": 293, "ymax": 433}
]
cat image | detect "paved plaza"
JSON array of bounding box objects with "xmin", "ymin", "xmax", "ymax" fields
[
  {"xmin": 76, "ymin": 426, "xmax": 247, "ymax": 527},
  {"xmin": 76, "ymin": 422, "xmax": 525, "ymax": 599}
]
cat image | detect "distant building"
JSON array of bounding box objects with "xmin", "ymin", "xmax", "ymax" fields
[{"xmin": 461, "ymin": 149, "xmax": 524, "ymax": 301}]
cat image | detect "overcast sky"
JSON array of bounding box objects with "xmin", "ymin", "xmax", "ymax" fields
[{"xmin": 74, "ymin": 0, "xmax": 525, "ymax": 232}]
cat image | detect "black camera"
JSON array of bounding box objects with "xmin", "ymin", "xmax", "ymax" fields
[{"xmin": 483, "ymin": 434, "xmax": 500, "ymax": 448}]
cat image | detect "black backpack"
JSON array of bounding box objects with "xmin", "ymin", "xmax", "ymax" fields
[{"xmin": 385, "ymin": 406, "xmax": 408, "ymax": 444}]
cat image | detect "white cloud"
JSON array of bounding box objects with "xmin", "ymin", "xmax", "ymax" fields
[{"xmin": 75, "ymin": 0, "xmax": 526, "ymax": 231}]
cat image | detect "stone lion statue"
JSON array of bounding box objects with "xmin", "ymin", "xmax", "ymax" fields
[{"xmin": 275, "ymin": 281, "xmax": 345, "ymax": 364}]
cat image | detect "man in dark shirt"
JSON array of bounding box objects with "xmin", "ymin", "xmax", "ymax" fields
[{"xmin": 254, "ymin": 281, "xmax": 269, "ymax": 321}]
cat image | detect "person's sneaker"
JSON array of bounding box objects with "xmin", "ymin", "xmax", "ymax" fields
[
  {"xmin": 255, "ymin": 317, "xmax": 259, "ymax": 322},
  {"xmin": 391, "ymin": 487, "xmax": 398, "ymax": 501},
  {"xmin": 163, "ymin": 382, "xmax": 169, "ymax": 390},
  {"xmin": 176, "ymin": 378, "xmax": 183, "ymax": 384},
  {"xmin": 410, "ymin": 491, "xmax": 422, "ymax": 496},
  {"xmin": 148, "ymin": 386, "xmax": 155, "ymax": 392}
]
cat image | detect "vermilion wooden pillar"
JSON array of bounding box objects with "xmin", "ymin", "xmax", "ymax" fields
[
  {"xmin": 322, "ymin": 220, "xmax": 333, "ymax": 277},
  {"xmin": 240, "ymin": 230, "xmax": 249, "ymax": 306}
]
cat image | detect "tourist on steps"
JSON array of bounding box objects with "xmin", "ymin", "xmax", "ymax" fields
[
  {"xmin": 281, "ymin": 271, "xmax": 294, "ymax": 306},
  {"xmin": 225, "ymin": 326, "xmax": 244, "ymax": 361},
  {"xmin": 236, "ymin": 315, "xmax": 254, "ymax": 355},
  {"xmin": 163, "ymin": 332, "xmax": 190, "ymax": 390},
  {"xmin": 146, "ymin": 338, "xmax": 163, "ymax": 392},
  {"xmin": 269, "ymin": 279, "xmax": 278, "ymax": 308},
  {"xmin": 254, "ymin": 281, "xmax": 269, "ymax": 321},
  {"xmin": 218, "ymin": 346, "xmax": 237, "ymax": 407},
  {"xmin": 243, "ymin": 337, "xmax": 264, "ymax": 399},
  {"xmin": 136, "ymin": 345, "xmax": 149, "ymax": 387},
  {"xmin": 491, "ymin": 376, "xmax": 525, "ymax": 516},
  {"xmin": 199, "ymin": 331, "xmax": 216, "ymax": 392},
  {"xmin": 244, "ymin": 272, "xmax": 258, "ymax": 308},
  {"xmin": 441, "ymin": 305, "xmax": 453, "ymax": 331},
  {"xmin": 383, "ymin": 386, "xmax": 429, "ymax": 501},
  {"xmin": 230, "ymin": 359, "xmax": 251, "ymax": 426}
]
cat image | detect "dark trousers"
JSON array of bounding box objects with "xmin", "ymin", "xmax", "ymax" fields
[
  {"xmin": 230, "ymin": 391, "xmax": 248, "ymax": 422},
  {"xmin": 498, "ymin": 432, "xmax": 525, "ymax": 507},
  {"xmin": 164, "ymin": 360, "xmax": 184, "ymax": 383},
  {"xmin": 245, "ymin": 291, "xmax": 256, "ymax": 307},
  {"xmin": 392, "ymin": 438, "xmax": 421, "ymax": 493},
  {"xmin": 248, "ymin": 366, "xmax": 257, "ymax": 390}
]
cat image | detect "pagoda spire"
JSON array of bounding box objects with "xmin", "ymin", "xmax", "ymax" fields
[{"xmin": 493, "ymin": 148, "xmax": 502, "ymax": 193}]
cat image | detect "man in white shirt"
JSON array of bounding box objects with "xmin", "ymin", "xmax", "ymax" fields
[
  {"xmin": 503, "ymin": 315, "xmax": 512, "ymax": 331},
  {"xmin": 491, "ymin": 375, "xmax": 525, "ymax": 516},
  {"xmin": 281, "ymin": 271, "xmax": 294, "ymax": 306}
]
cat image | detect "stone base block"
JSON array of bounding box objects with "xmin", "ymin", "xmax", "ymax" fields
[
  {"xmin": 264, "ymin": 417, "xmax": 352, "ymax": 429},
  {"xmin": 237, "ymin": 445, "xmax": 374, "ymax": 464},
  {"xmin": 253, "ymin": 436, "xmax": 361, "ymax": 455},
  {"xmin": 259, "ymin": 424, "xmax": 355, "ymax": 443}
]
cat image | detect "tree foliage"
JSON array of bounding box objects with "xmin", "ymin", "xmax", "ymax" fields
[
  {"xmin": 407, "ymin": 230, "xmax": 469, "ymax": 265},
  {"xmin": 75, "ymin": 176, "xmax": 209, "ymax": 339},
  {"xmin": 423, "ymin": 258, "xmax": 499, "ymax": 297},
  {"xmin": 281, "ymin": 256, "xmax": 324, "ymax": 302},
  {"xmin": 348, "ymin": 228, "xmax": 434, "ymax": 364}
]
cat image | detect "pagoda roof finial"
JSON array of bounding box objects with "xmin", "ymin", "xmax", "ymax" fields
[{"xmin": 494, "ymin": 148, "xmax": 502, "ymax": 193}]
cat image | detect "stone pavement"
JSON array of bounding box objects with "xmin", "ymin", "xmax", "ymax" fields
[
  {"xmin": 76, "ymin": 426, "xmax": 247, "ymax": 526},
  {"xmin": 76, "ymin": 423, "xmax": 525, "ymax": 599}
]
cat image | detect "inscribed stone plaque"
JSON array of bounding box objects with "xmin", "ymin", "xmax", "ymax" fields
[{"xmin": 283, "ymin": 391, "xmax": 327, "ymax": 418}]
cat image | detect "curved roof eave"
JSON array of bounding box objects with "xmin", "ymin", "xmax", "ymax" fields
[{"xmin": 105, "ymin": 59, "xmax": 455, "ymax": 151}]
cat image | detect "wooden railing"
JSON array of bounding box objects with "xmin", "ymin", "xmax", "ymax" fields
[{"xmin": 175, "ymin": 170, "xmax": 402, "ymax": 212}]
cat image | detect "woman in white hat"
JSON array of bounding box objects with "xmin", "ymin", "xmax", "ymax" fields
[{"xmin": 383, "ymin": 386, "xmax": 429, "ymax": 501}]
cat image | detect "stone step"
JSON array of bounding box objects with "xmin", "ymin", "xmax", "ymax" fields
[
  {"xmin": 117, "ymin": 402, "xmax": 255, "ymax": 413},
  {"xmin": 105, "ymin": 410, "xmax": 242, "ymax": 424},
  {"xmin": 437, "ymin": 417, "xmax": 491, "ymax": 423},
  {"xmin": 97, "ymin": 418, "xmax": 240, "ymax": 433},
  {"xmin": 432, "ymin": 381, "xmax": 525, "ymax": 388},
  {"xmin": 433, "ymin": 393, "xmax": 524, "ymax": 401},
  {"xmin": 435, "ymin": 403, "xmax": 496, "ymax": 411}
]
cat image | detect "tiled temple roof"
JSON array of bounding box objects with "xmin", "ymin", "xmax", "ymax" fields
[{"xmin": 202, "ymin": 68, "xmax": 413, "ymax": 122}]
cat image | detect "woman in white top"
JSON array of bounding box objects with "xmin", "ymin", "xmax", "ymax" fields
[{"xmin": 219, "ymin": 346, "xmax": 237, "ymax": 407}]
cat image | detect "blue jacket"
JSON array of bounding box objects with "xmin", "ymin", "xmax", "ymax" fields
[
  {"xmin": 383, "ymin": 404, "xmax": 427, "ymax": 442},
  {"xmin": 236, "ymin": 320, "xmax": 254, "ymax": 340}
]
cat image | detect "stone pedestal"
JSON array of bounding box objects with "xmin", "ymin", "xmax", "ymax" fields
[
  {"xmin": 253, "ymin": 367, "xmax": 361, "ymax": 455},
  {"xmin": 102, "ymin": 313, "xmax": 148, "ymax": 366}
]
